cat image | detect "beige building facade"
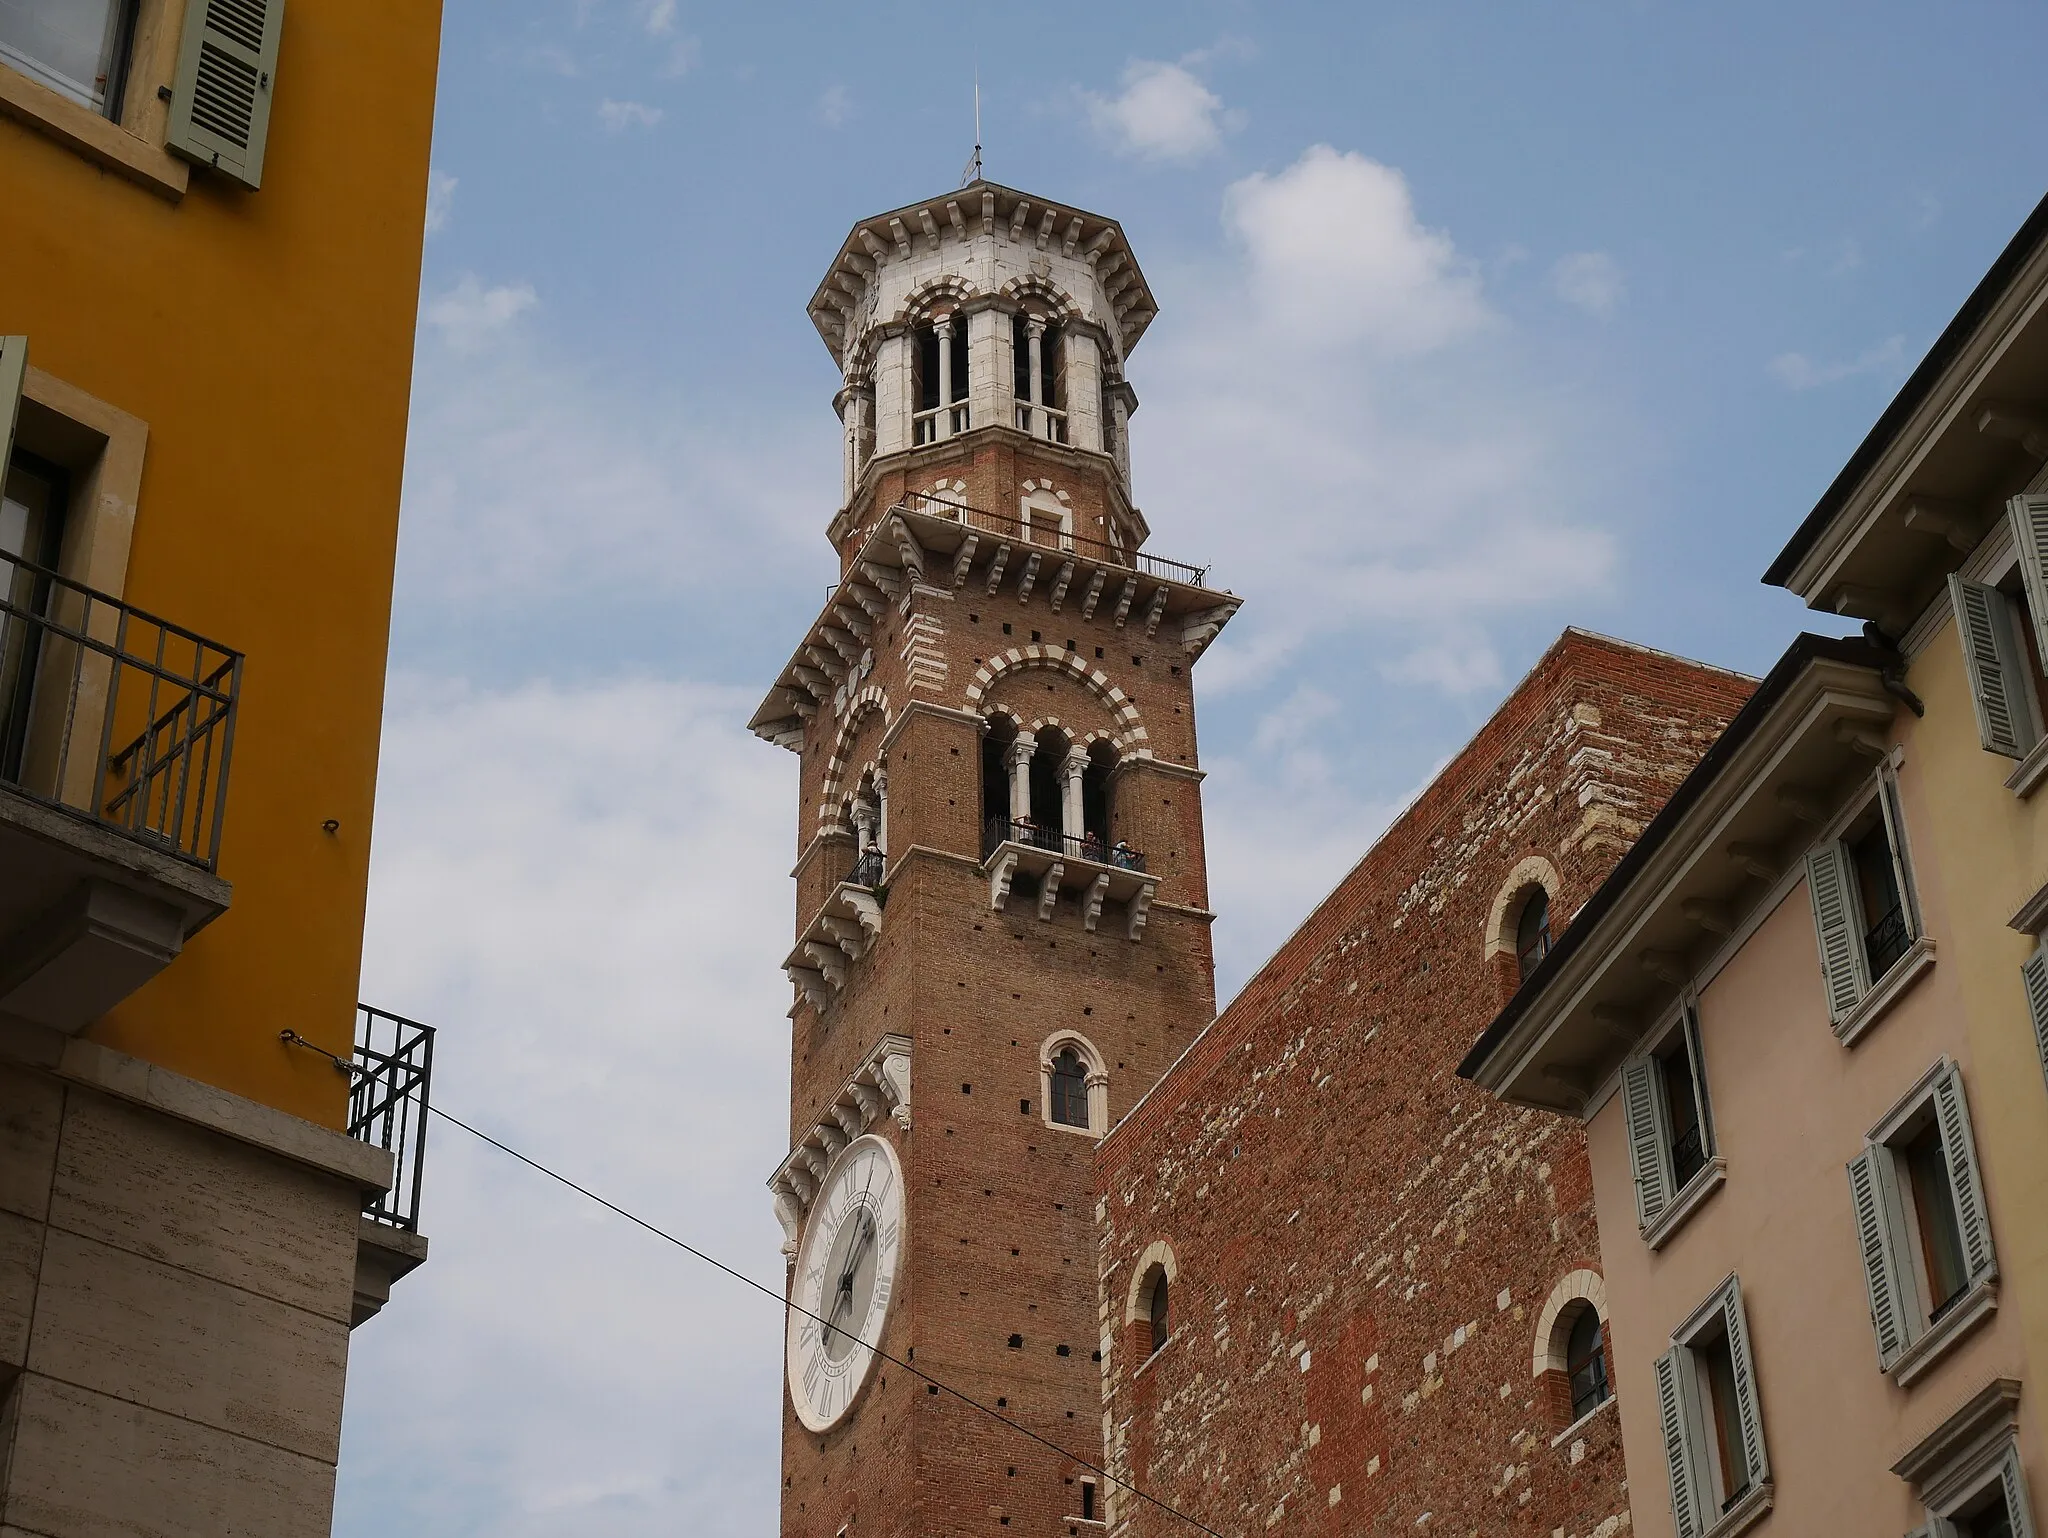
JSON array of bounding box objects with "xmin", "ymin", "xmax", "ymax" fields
[{"xmin": 1463, "ymin": 190, "xmax": 2048, "ymax": 1538}]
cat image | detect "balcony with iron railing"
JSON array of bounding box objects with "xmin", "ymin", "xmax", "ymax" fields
[
  {"xmin": 343, "ymin": 1004, "xmax": 436, "ymax": 1326},
  {"xmin": 900, "ymin": 491, "xmax": 1209, "ymax": 587},
  {"xmin": 0, "ymin": 553, "xmax": 241, "ymax": 1033},
  {"xmin": 980, "ymin": 815, "xmax": 1157, "ymax": 939}
]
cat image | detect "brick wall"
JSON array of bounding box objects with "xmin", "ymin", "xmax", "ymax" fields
[{"xmin": 1094, "ymin": 630, "xmax": 1753, "ymax": 1538}]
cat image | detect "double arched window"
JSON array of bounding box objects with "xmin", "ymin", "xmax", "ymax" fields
[{"xmin": 1049, "ymin": 1047, "xmax": 1089, "ymax": 1128}]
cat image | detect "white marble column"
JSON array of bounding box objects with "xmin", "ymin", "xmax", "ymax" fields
[
  {"xmin": 1008, "ymin": 733, "xmax": 1036, "ymax": 824},
  {"xmin": 1061, "ymin": 748, "xmax": 1088, "ymax": 841}
]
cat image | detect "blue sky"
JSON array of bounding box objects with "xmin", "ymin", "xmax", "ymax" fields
[{"xmin": 339, "ymin": 4, "xmax": 2048, "ymax": 1534}]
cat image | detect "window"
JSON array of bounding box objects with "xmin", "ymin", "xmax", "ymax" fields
[
  {"xmin": 912, "ymin": 318, "xmax": 969, "ymax": 444},
  {"xmin": 1848, "ymin": 1059, "xmax": 1997, "ymax": 1382},
  {"xmin": 1898, "ymin": 1380, "xmax": 2039, "ymax": 1538},
  {"xmin": 1955, "ymin": 495, "xmax": 2048, "ymax": 767},
  {"xmin": 1654, "ymin": 1276, "xmax": 1770, "ymax": 1537},
  {"xmin": 1516, "ymin": 886, "xmax": 1552, "ymax": 981},
  {"xmin": 0, "ymin": 0, "xmax": 137, "ymax": 116},
  {"xmin": 1805, "ymin": 765, "xmax": 1924, "ymax": 1039},
  {"xmin": 1565, "ymin": 1306, "xmax": 1610, "ymax": 1421},
  {"xmin": 1147, "ymin": 1270, "xmax": 1169, "ymax": 1356},
  {"xmin": 1621, "ymin": 1003, "xmax": 1719, "ymax": 1242},
  {"xmin": 1079, "ymin": 1479, "xmax": 1097, "ymax": 1522},
  {"xmin": 1011, "ymin": 313, "xmax": 1066, "ymax": 442},
  {"xmin": 1049, "ymin": 1048, "xmax": 1088, "ymax": 1128},
  {"xmin": 0, "ymin": 451, "xmax": 69, "ymax": 783},
  {"xmin": 2022, "ymin": 943, "xmax": 2048, "ymax": 1094}
]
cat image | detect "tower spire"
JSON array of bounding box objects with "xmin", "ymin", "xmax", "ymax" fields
[{"xmin": 960, "ymin": 71, "xmax": 981, "ymax": 186}]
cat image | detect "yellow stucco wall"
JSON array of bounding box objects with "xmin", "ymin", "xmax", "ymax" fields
[{"xmin": 0, "ymin": 1, "xmax": 444, "ymax": 1126}]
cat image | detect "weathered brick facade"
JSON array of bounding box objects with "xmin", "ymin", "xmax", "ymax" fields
[{"xmin": 1095, "ymin": 631, "xmax": 1754, "ymax": 1538}]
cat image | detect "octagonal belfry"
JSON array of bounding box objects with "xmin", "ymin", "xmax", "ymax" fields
[{"xmin": 753, "ymin": 179, "xmax": 1236, "ymax": 1538}]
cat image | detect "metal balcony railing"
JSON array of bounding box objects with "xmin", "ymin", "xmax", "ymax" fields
[
  {"xmin": 0, "ymin": 552, "xmax": 241, "ymax": 868},
  {"xmin": 982, "ymin": 814, "xmax": 1146, "ymax": 872},
  {"xmin": 896, "ymin": 492, "xmax": 1210, "ymax": 587},
  {"xmin": 352, "ymin": 1005, "xmax": 435, "ymax": 1233},
  {"xmin": 847, "ymin": 847, "xmax": 885, "ymax": 890},
  {"xmin": 1863, "ymin": 903, "xmax": 1911, "ymax": 980}
]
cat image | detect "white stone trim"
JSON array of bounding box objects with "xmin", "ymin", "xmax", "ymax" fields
[
  {"xmin": 1124, "ymin": 1239, "xmax": 1178, "ymax": 1325},
  {"xmin": 1039, "ymin": 1030, "xmax": 1109, "ymax": 1137},
  {"xmin": 965, "ymin": 644, "xmax": 1149, "ymax": 752},
  {"xmin": 767, "ymin": 1035, "xmax": 911, "ymax": 1254},
  {"xmin": 1532, "ymin": 1268, "xmax": 1606, "ymax": 1376},
  {"xmin": 1486, "ymin": 856, "xmax": 1561, "ymax": 962}
]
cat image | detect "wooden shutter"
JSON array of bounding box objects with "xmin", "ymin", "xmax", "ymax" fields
[
  {"xmin": 1806, "ymin": 842, "xmax": 1867, "ymax": 1022},
  {"xmin": 1950, "ymin": 574, "xmax": 2035, "ymax": 757},
  {"xmin": 1718, "ymin": 1277, "xmax": 1770, "ymax": 1487},
  {"xmin": 1846, "ymin": 1149, "xmax": 1912, "ymax": 1368},
  {"xmin": 2024, "ymin": 947, "xmax": 2048, "ymax": 1091},
  {"xmin": 1932, "ymin": 1065, "xmax": 1997, "ymax": 1284},
  {"xmin": 0, "ymin": 336, "xmax": 24, "ymax": 482},
  {"xmin": 1682, "ymin": 1003, "xmax": 1717, "ymax": 1157},
  {"xmin": 2014, "ymin": 494, "xmax": 2048, "ymax": 669},
  {"xmin": 166, "ymin": 0, "xmax": 285, "ymax": 190},
  {"xmin": 1877, "ymin": 767, "xmax": 1923, "ymax": 940},
  {"xmin": 2004, "ymin": 1444, "xmax": 2041, "ymax": 1538},
  {"xmin": 1653, "ymin": 1348, "xmax": 1704, "ymax": 1538},
  {"xmin": 1622, "ymin": 1056, "xmax": 1672, "ymax": 1229}
]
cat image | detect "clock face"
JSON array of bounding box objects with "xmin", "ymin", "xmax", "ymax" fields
[{"xmin": 787, "ymin": 1134, "xmax": 903, "ymax": 1432}]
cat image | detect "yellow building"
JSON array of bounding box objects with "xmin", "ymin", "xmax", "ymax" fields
[
  {"xmin": 1463, "ymin": 191, "xmax": 2048, "ymax": 1536},
  {"xmin": 0, "ymin": 1, "xmax": 441, "ymax": 1531}
]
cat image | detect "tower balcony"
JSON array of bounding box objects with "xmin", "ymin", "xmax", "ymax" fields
[
  {"xmin": 747, "ymin": 494, "xmax": 1239, "ymax": 751},
  {"xmin": 981, "ymin": 815, "xmax": 1157, "ymax": 939},
  {"xmin": 784, "ymin": 853, "xmax": 887, "ymax": 1012},
  {"xmin": 0, "ymin": 555, "xmax": 239, "ymax": 1034}
]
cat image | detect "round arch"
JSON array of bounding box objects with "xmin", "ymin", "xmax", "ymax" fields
[
  {"xmin": 965, "ymin": 646, "xmax": 1148, "ymax": 754},
  {"xmin": 817, "ymin": 686, "xmax": 889, "ymax": 832},
  {"xmin": 1486, "ymin": 855, "xmax": 1562, "ymax": 962},
  {"xmin": 1532, "ymin": 1268, "xmax": 1607, "ymax": 1377}
]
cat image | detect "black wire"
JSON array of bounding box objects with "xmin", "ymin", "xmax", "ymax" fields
[{"xmin": 427, "ymin": 1104, "xmax": 1229, "ymax": 1538}]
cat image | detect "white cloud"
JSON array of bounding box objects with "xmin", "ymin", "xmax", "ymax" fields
[
  {"xmin": 598, "ymin": 98, "xmax": 664, "ymax": 132},
  {"xmin": 1767, "ymin": 334, "xmax": 1906, "ymax": 390},
  {"xmin": 816, "ymin": 83, "xmax": 852, "ymax": 129},
  {"xmin": 1137, "ymin": 145, "xmax": 1618, "ymax": 709},
  {"xmin": 338, "ymin": 674, "xmax": 795, "ymax": 1538},
  {"xmin": 421, "ymin": 274, "xmax": 537, "ymax": 352},
  {"xmin": 1548, "ymin": 250, "xmax": 1623, "ymax": 317},
  {"xmin": 424, "ymin": 170, "xmax": 457, "ymax": 235},
  {"xmin": 645, "ymin": 0, "xmax": 676, "ymax": 34},
  {"xmin": 1224, "ymin": 146, "xmax": 1489, "ymax": 353},
  {"xmin": 1086, "ymin": 60, "xmax": 1230, "ymax": 163}
]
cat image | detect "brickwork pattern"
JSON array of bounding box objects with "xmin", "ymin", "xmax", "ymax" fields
[{"xmin": 1095, "ymin": 632, "xmax": 1754, "ymax": 1538}]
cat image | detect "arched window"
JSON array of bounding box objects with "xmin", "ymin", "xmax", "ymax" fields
[
  {"xmin": 1050, "ymin": 1048, "xmax": 1089, "ymax": 1127},
  {"xmin": 913, "ymin": 318, "xmax": 970, "ymax": 444},
  {"xmin": 1517, "ymin": 886, "xmax": 1553, "ymax": 981},
  {"xmin": 1012, "ymin": 313, "xmax": 1067, "ymax": 443},
  {"xmin": 1565, "ymin": 1305, "xmax": 1610, "ymax": 1419},
  {"xmin": 1147, "ymin": 1270, "xmax": 1169, "ymax": 1356},
  {"xmin": 1125, "ymin": 1242, "xmax": 1177, "ymax": 1366}
]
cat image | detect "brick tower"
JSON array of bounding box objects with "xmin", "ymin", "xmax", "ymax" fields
[{"xmin": 750, "ymin": 182, "xmax": 1238, "ymax": 1538}]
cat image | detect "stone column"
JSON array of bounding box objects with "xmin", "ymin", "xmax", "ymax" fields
[
  {"xmin": 1063, "ymin": 330, "xmax": 1103, "ymax": 452},
  {"xmin": 1026, "ymin": 318, "xmax": 1046, "ymax": 439},
  {"xmin": 1008, "ymin": 733, "xmax": 1036, "ymax": 825},
  {"xmin": 850, "ymin": 796, "xmax": 877, "ymax": 851},
  {"xmin": 1061, "ymin": 748, "xmax": 1088, "ymax": 842},
  {"xmin": 970, "ymin": 306, "xmax": 1010, "ymax": 435},
  {"xmin": 935, "ymin": 318, "xmax": 955, "ymax": 439},
  {"xmin": 873, "ymin": 769, "xmax": 889, "ymax": 855},
  {"xmin": 873, "ymin": 333, "xmax": 911, "ymax": 457}
]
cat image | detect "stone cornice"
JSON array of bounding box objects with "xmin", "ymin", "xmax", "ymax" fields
[{"xmin": 768, "ymin": 1034, "xmax": 912, "ymax": 1253}]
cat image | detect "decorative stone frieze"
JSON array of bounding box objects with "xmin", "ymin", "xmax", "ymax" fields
[
  {"xmin": 768, "ymin": 1034, "xmax": 911, "ymax": 1253},
  {"xmin": 783, "ymin": 881, "xmax": 884, "ymax": 1010}
]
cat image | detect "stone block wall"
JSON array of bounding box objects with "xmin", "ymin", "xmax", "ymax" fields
[{"xmin": 1093, "ymin": 630, "xmax": 1754, "ymax": 1538}]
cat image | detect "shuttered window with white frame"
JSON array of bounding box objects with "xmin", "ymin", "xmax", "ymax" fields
[
  {"xmin": 166, "ymin": 0, "xmax": 284, "ymax": 190},
  {"xmin": 1921, "ymin": 1442, "xmax": 2040, "ymax": 1538},
  {"xmin": 1653, "ymin": 1274, "xmax": 1770, "ymax": 1536},
  {"xmin": 1951, "ymin": 573, "xmax": 2042, "ymax": 758},
  {"xmin": 2023, "ymin": 945, "xmax": 2048, "ymax": 1095},
  {"xmin": 1804, "ymin": 764, "xmax": 1924, "ymax": 1035},
  {"xmin": 1621, "ymin": 1003, "xmax": 1717, "ymax": 1235},
  {"xmin": 1846, "ymin": 1059, "xmax": 1997, "ymax": 1377}
]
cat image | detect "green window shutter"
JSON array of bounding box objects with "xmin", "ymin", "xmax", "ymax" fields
[
  {"xmin": 1718, "ymin": 1276, "xmax": 1770, "ymax": 1487},
  {"xmin": 1622, "ymin": 1056, "xmax": 1671, "ymax": 1229},
  {"xmin": 2013, "ymin": 494, "xmax": 2048, "ymax": 670},
  {"xmin": 1682, "ymin": 1003, "xmax": 1717, "ymax": 1157},
  {"xmin": 1847, "ymin": 1149, "xmax": 1912, "ymax": 1368},
  {"xmin": 1949, "ymin": 574, "xmax": 2035, "ymax": 757},
  {"xmin": 1932, "ymin": 1065, "xmax": 1996, "ymax": 1284},
  {"xmin": 0, "ymin": 335, "xmax": 25, "ymax": 479},
  {"xmin": 1653, "ymin": 1348, "xmax": 1704, "ymax": 1538},
  {"xmin": 1806, "ymin": 842, "xmax": 1867, "ymax": 1022},
  {"xmin": 2023, "ymin": 947, "xmax": 2048, "ymax": 1092},
  {"xmin": 2004, "ymin": 1444, "xmax": 2040, "ymax": 1538},
  {"xmin": 166, "ymin": 0, "xmax": 285, "ymax": 190}
]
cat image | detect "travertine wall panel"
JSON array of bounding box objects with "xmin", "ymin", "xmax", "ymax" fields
[
  {"xmin": 3, "ymin": 1374, "xmax": 336, "ymax": 1538},
  {"xmin": 47, "ymin": 1092, "xmax": 359, "ymax": 1324},
  {"xmin": 0, "ymin": 1213, "xmax": 39, "ymax": 1371},
  {"xmin": 27, "ymin": 1230, "xmax": 348, "ymax": 1461},
  {"xmin": 0, "ymin": 1066, "xmax": 60, "ymax": 1223}
]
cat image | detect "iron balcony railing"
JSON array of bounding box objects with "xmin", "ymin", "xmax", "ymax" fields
[
  {"xmin": 895, "ymin": 492, "xmax": 1211, "ymax": 588},
  {"xmin": 982, "ymin": 814, "xmax": 1146, "ymax": 872},
  {"xmin": 848, "ymin": 847, "xmax": 886, "ymax": 890},
  {"xmin": 352, "ymin": 1005, "xmax": 435, "ymax": 1233},
  {"xmin": 0, "ymin": 551, "xmax": 241, "ymax": 868},
  {"xmin": 1864, "ymin": 903, "xmax": 1912, "ymax": 980}
]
